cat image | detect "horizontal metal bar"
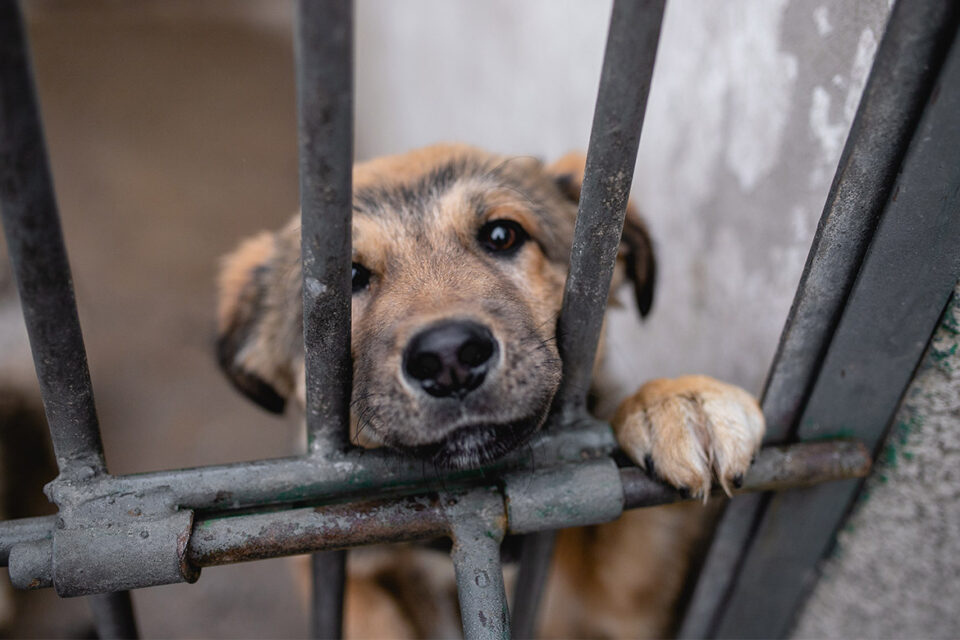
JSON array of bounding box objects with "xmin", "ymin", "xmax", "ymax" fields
[
  {"xmin": 189, "ymin": 493, "xmax": 451, "ymax": 567},
  {"xmin": 712, "ymin": 14, "xmax": 960, "ymax": 638},
  {"xmin": 0, "ymin": 0, "xmax": 106, "ymax": 478},
  {"xmin": 678, "ymin": 2, "xmax": 960, "ymax": 636},
  {"xmin": 620, "ymin": 440, "xmax": 871, "ymax": 509},
  {"xmin": 555, "ymin": 0, "xmax": 665, "ymax": 417},
  {"xmin": 296, "ymin": 0, "xmax": 354, "ymax": 456},
  {"xmin": 0, "ymin": 515, "xmax": 54, "ymax": 564},
  {"xmin": 8, "ymin": 539, "xmax": 52, "ymax": 590},
  {"xmin": 40, "ymin": 420, "xmax": 615, "ymax": 517},
  {"xmin": 2, "ymin": 441, "xmax": 870, "ymax": 588},
  {"xmin": 179, "ymin": 442, "xmax": 873, "ymax": 568}
]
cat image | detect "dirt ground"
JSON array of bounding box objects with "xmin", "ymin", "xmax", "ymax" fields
[{"xmin": 2, "ymin": 2, "xmax": 315, "ymax": 637}]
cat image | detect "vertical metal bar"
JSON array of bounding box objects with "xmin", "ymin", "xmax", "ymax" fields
[
  {"xmin": 311, "ymin": 551, "xmax": 346, "ymax": 640},
  {"xmin": 555, "ymin": 0, "xmax": 665, "ymax": 417},
  {"xmin": 760, "ymin": 0, "xmax": 960, "ymax": 445},
  {"xmin": 677, "ymin": 2, "xmax": 960, "ymax": 637},
  {"xmin": 89, "ymin": 592, "xmax": 140, "ymax": 640},
  {"xmin": 0, "ymin": 0, "xmax": 106, "ymax": 478},
  {"xmin": 0, "ymin": 2, "xmax": 141, "ymax": 628},
  {"xmin": 713, "ymin": 19, "xmax": 960, "ymax": 636},
  {"xmin": 513, "ymin": 3, "xmax": 664, "ymax": 632},
  {"xmin": 295, "ymin": 0, "xmax": 354, "ymax": 455},
  {"xmin": 452, "ymin": 531, "xmax": 510, "ymax": 640},
  {"xmin": 295, "ymin": 2, "xmax": 353, "ymax": 637},
  {"xmin": 509, "ymin": 530, "xmax": 556, "ymax": 639}
]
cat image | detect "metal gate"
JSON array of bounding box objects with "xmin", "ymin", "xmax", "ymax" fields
[{"xmin": 0, "ymin": 0, "xmax": 957, "ymax": 638}]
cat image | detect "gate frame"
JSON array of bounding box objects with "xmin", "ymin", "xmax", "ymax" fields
[{"xmin": 1, "ymin": 1, "xmax": 957, "ymax": 638}]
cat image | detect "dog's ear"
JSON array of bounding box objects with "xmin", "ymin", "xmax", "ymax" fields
[
  {"xmin": 546, "ymin": 152, "xmax": 657, "ymax": 317},
  {"xmin": 217, "ymin": 230, "xmax": 301, "ymax": 414}
]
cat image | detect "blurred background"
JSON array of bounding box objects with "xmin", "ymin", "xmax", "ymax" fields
[{"xmin": 1, "ymin": 0, "xmax": 957, "ymax": 638}]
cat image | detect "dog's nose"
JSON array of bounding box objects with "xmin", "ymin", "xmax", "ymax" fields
[{"xmin": 403, "ymin": 320, "xmax": 497, "ymax": 398}]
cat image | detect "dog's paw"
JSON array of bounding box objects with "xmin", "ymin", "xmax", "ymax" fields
[{"xmin": 613, "ymin": 375, "xmax": 764, "ymax": 499}]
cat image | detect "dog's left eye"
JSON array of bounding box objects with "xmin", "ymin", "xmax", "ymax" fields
[
  {"xmin": 478, "ymin": 219, "xmax": 528, "ymax": 254},
  {"xmin": 352, "ymin": 262, "xmax": 372, "ymax": 293}
]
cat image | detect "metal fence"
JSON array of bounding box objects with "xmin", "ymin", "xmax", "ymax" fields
[{"xmin": 0, "ymin": 0, "xmax": 956, "ymax": 639}]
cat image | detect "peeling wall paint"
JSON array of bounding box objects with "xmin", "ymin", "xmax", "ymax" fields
[
  {"xmin": 354, "ymin": 1, "xmax": 892, "ymax": 408},
  {"xmin": 356, "ymin": 4, "xmax": 960, "ymax": 637}
]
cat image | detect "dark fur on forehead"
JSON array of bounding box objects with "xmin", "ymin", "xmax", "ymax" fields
[
  {"xmin": 352, "ymin": 157, "xmax": 474, "ymax": 220},
  {"xmin": 352, "ymin": 153, "xmax": 576, "ymax": 264}
]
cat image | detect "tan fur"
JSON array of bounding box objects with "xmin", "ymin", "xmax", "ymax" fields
[
  {"xmin": 217, "ymin": 231, "xmax": 274, "ymax": 332},
  {"xmin": 216, "ymin": 144, "xmax": 763, "ymax": 638},
  {"xmin": 614, "ymin": 376, "xmax": 764, "ymax": 498}
]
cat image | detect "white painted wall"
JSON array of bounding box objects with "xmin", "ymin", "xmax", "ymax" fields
[{"xmin": 354, "ymin": 0, "xmax": 891, "ymax": 407}]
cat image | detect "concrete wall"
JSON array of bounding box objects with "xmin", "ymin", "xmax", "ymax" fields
[
  {"xmin": 353, "ymin": 5, "xmax": 960, "ymax": 639},
  {"xmin": 792, "ymin": 282, "xmax": 960, "ymax": 638},
  {"xmin": 354, "ymin": 0, "xmax": 892, "ymax": 405}
]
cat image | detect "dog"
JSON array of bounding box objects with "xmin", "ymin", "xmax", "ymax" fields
[{"xmin": 216, "ymin": 143, "xmax": 764, "ymax": 638}]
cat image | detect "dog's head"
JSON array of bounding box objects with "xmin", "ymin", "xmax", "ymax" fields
[{"xmin": 217, "ymin": 144, "xmax": 655, "ymax": 469}]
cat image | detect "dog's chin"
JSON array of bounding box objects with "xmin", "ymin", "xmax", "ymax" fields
[{"xmin": 400, "ymin": 416, "xmax": 542, "ymax": 471}]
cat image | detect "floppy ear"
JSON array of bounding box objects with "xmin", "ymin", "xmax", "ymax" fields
[
  {"xmin": 546, "ymin": 152, "xmax": 657, "ymax": 317},
  {"xmin": 216, "ymin": 228, "xmax": 302, "ymax": 414}
]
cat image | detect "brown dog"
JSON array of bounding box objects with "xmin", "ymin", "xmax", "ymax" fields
[{"xmin": 216, "ymin": 144, "xmax": 764, "ymax": 638}]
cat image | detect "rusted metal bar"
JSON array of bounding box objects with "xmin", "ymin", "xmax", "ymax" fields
[
  {"xmin": 178, "ymin": 441, "xmax": 868, "ymax": 571},
  {"xmin": 189, "ymin": 493, "xmax": 449, "ymax": 567},
  {"xmin": 0, "ymin": 514, "xmax": 54, "ymax": 564},
  {"xmin": 4, "ymin": 421, "xmax": 615, "ymax": 517},
  {"xmin": 0, "ymin": 1, "xmax": 139, "ymax": 630},
  {"xmin": 510, "ymin": 531, "xmax": 556, "ymax": 639},
  {"xmin": 296, "ymin": 0, "xmax": 354, "ymax": 455},
  {"xmin": 8, "ymin": 539, "xmax": 52, "ymax": 590},
  {"xmin": 620, "ymin": 440, "xmax": 871, "ymax": 509},
  {"xmin": 89, "ymin": 591, "xmax": 140, "ymax": 640},
  {"xmin": 448, "ymin": 490, "xmax": 510, "ymax": 640},
  {"xmin": 311, "ymin": 551, "xmax": 346, "ymax": 640},
  {"xmin": 296, "ymin": 1, "xmax": 355, "ymax": 633},
  {"xmin": 2, "ymin": 440, "xmax": 871, "ymax": 576},
  {"xmin": 555, "ymin": 0, "xmax": 665, "ymax": 418},
  {"xmin": 0, "ymin": 0, "xmax": 106, "ymax": 479}
]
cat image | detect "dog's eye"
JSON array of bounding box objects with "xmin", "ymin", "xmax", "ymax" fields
[
  {"xmin": 478, "ymin": 219, "xmax": 528, "ymax": 254},
  {"xmin": 352, "ymin": 262, "xmax": 372, "ymax": 293}
]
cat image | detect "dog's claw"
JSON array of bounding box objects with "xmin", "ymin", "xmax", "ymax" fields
[{"xmin": 644, "ymin": 454, "xmax": 656, "ymax": 476}]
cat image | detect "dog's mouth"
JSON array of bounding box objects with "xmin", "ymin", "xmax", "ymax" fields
[{"xmin": 398, "ymin": 416, "xmax": 542, "ymax": 470}]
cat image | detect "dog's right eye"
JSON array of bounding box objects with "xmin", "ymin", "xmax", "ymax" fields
[
  {"xmin": 352, "ymin": 262, "xmax": 372, "ymax": 293},
  {"xmin": 478, "ymin": 219, "xmax": 528, "ymax": 255}
]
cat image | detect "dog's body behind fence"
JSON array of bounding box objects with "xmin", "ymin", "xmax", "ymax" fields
[{"xmin": 217, "ymin": 144, "xmax": 764, "ymax": 638}]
